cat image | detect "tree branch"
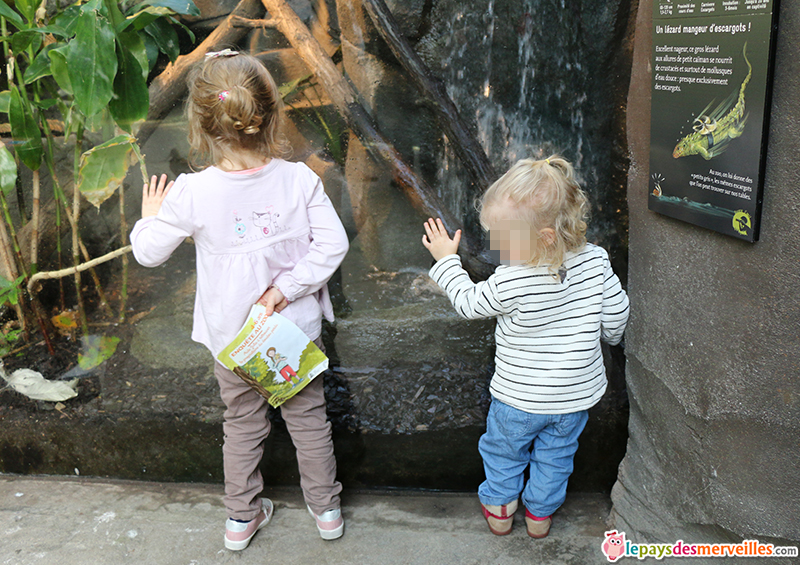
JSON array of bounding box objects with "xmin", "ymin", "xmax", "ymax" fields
[
  {"xmin": 362, "ymin": 0, "xmax": 496, "ymax": 194},
  {"xmin": 28, "ymin": 245, "xmax": 131, "ymax": 294},
  {"xmin": 231, "ymin": 16, "xmax": 279, "ymax": 28}
]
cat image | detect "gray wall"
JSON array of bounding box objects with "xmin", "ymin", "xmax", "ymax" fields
[{"xmin": 611, "ymin": 0, "xmax": 800, "ymax": 546}]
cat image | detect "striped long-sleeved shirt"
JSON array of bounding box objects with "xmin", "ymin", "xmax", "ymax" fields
[{"xmin": 428, "ymin": 243, "xmax": 629, "ymax": 414}]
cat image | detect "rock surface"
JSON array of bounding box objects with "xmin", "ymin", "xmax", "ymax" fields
[{"xmin": 611, "ymin": 0, "xmax": 800, "ymax": 546}]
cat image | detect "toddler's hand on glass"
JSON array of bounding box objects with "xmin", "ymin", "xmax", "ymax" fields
[
  {"xmin": 141, "ymin": 174, "xmax": 174, "ymax": 218},
  {"xmin": 422, "ymin": 218, "xmax": 461, "ymax": 261}
]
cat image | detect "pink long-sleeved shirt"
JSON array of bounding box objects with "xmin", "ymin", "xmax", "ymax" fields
[{"xmin": 130, "ymin": 159, "xmax": 349, "ymax": 356}]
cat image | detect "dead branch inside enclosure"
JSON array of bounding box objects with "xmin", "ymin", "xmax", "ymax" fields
[
  {"xmin": 27, "ymin": 246, "xmax": 132, "ymax": 295},
  {"xmin": 361, "ymin": 0, "xmax": 497, "ymax": 194}
]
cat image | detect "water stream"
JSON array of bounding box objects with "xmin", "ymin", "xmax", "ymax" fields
[{"xmin": 423, "ymin": 0, "xmax": 626, "ymax": 254}]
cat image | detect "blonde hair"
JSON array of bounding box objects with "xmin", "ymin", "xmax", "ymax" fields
[
  {"xmin": 186, "ymin": 53, "xmax": 290, "ymax": 167},
  {"xmin": 478, "ymin": 155, "xmax": 588, "ymax": 271}
]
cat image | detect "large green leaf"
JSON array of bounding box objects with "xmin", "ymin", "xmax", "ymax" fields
[
  {"xmin": 8, "ymin": 85, "xmax": 42, "ymax": 171},
  {"xmin": 143, "ymin": 17, "xmax": 179, "ymax": 62},
  {"xmin": 117, "ymin": 31, "xmax": 149, "ymax": 81},
  {"xmin": 103, "ymin": 0, "xmax": 127, "ymax": 29},
  {"xmin": 77, "ymin": 135, "xmax": 136, "ymax": 208},
  {"xmin": 52, "ymin": 5, "xmax": 82, "ymax": 36},
  {"xmin": 67, "ymin": 10, "xmax": 117, "ymax": 117},
  {"xmin": 142, "ymin": 33, "xmax": 160, "ymax": 72},
  {"xmin": 109, "ymin": 42, "xmax": 149, "ymax": 132},
  {"xmin": 11, "ymin": 0, "xmax": 35, "ymax": 23},
  {"xmin": 0, "ymin": 91, "xmax": 9, "ymax": 113},
  {"xmin": 48, "ymin": 47, "xmax": 72, "ymax": 95},
  {"xmin": 0, "ymin": 2, "xmax": 24, "ymax": 28},
  {"xmin": 79, "ymin": 0, "xmax": 107, "ymax": 18},
  {"xmin": 84, "ymin": 107, "xmax": 115, "ymax": 134},
  {"xmin": 11, "ymin": 28, "xmax": 43, "ymax": 54},
  {"xmin": 138, "ymin": 0, "xmax": 200, "ymax": 16},
  {"xmin": 27, "ymin": 25, "xmax": 68, "ymax": 37},
  {"xmin": 0, "ymin": 145, "xmax": 18, "ymax": 196},
  {"xmin": 23, "ymin": 43, "xmax": 59, "ymax": 84},
  {"xmin": 118, "ymin": 6, "xmax": 171, "ymax": 33},
  {"xmin": 169, "ymin": 17, "xmax": 195, "ymax": 44},
  {"xmin": 34, "ymin": 98, "xmax": 57, "ymax": 110}
]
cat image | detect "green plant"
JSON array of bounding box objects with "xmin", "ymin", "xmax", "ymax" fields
[
  {"xmin": 0, "ymin": 274, "xmax": 24, "ymax": 309},
  {"xmin": 0, "ymin": 325, "xmax": 23, "ymax": 357},
  {"xmin": 0, "ymin": 274, "xmax": 24, "ymax": 356},
  {"xmin": 0, "ymin": 0, "xmax": 198, "ymax": 342}
]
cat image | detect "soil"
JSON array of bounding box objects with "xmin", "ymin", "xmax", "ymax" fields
[{"xmin": 325, "ymin": 356, "xmax": 492, "ymax": 434}]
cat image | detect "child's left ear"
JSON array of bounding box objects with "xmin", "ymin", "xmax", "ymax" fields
[{"xmin": 539, "ymin": 228, "xmax": 556, "ymax": 246}]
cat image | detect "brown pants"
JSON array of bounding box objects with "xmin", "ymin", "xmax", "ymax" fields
[{"xmin": 215, "ymin": 353, "xmax": 342, "ymax": 521}]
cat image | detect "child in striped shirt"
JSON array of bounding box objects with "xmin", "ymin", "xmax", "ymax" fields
[{"xmin": 422, "ymin": 155, "xmax": 629, "ymax": 539}]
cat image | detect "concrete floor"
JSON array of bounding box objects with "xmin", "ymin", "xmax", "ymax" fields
[{"xmin": 0, "ymin": 475, "xmax": 614, "ymax": 564}]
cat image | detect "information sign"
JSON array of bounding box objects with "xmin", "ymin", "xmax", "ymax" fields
[{"xmin": 649, "ymin": 0, "xmax": 780, "ymax": 241}]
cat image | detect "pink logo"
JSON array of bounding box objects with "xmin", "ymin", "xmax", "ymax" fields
[{"xmin": 602, "ymin": 530, "xmax": 626, "ymax": 562}]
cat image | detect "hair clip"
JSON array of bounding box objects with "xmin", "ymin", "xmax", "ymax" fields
[
  {"xmin": 545, "ymin": 158, "xmax": 551, "ymax": 165},
  {"xmin": 205, "ymin": 49, "xmax": 239, "ymax": 60},
  {"xmin": 218, "ymin": 90, "xmax": 230, "ymax": 102}
]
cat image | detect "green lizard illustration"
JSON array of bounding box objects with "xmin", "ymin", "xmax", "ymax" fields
[{"xmin": 672, "ymin": 43, "xmax": 751, "ymax": 160}]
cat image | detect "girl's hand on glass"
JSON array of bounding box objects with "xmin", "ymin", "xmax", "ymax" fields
[
  {"xmin": 422, "ymin": 218, "xmax": 461, "ymax": 261},
  {"xmin": 141, "ymin": 174, "xmax": 174, "ymax": 218},
  {"xmin": 257, "ymin": 285, "xmax": 289, "ymax": 316}
]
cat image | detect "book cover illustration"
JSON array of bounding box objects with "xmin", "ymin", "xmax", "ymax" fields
[{"xmin": 216, "ymin": 306, "xmax": 328, "ymax": 408}]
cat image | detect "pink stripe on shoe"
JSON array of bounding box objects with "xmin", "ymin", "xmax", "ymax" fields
[
  {"xmin": 316, "ymin": 517, "xmax": 343, "ymax": 531},
  {"xmin": 226, "ymin": 511, "xmax": 264, "ymax": 541},
  {"xmin": 525, "ymin": 509, "xmax": 551, "ymax": 521},
  {"xmin": 482, "ymin": 505, "xmax": 514, "ymax": 520}
]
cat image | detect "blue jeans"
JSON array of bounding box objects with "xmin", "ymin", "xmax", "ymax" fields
[{"xmin": 478, "ymin": 399, "xmax": 589, "ymax": 518}]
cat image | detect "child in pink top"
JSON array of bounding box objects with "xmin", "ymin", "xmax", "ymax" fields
[{"xmin": 131, "ymin": 51, "xmax": 349, "ymax": 549}]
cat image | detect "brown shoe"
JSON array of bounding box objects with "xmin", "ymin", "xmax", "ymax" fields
[
  {"xmin": 525, "ymin": 509, "xmax": 551, "ymax": 539},
  {"xmin": 480, "ymin": 500, "xmax": 518, "ymax": 535}
]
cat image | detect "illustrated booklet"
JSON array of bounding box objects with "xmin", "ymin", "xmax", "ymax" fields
[{"xmin": 216, "ymin": 305, "xmax": 328, "ymax": 408}]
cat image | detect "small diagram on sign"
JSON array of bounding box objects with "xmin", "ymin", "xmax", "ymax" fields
[{"xmin": 651, "ymin": 173, "xmax": 665, "ymax": 196}]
